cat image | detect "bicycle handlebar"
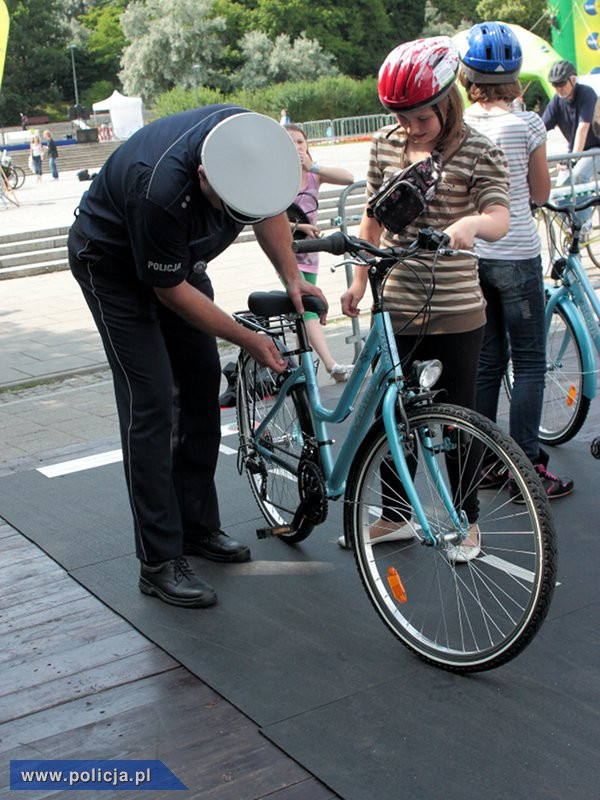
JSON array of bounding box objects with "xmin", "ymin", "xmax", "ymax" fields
[
  {"xmin": 292, "ymin": 227, "xmax": 458, "ymax": 261},
  {"xmin": 538, "ymin": 195, "xmax": 600, "ymax": 216}
]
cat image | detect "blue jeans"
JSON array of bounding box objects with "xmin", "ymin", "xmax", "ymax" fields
[
  {"xmin": 476, "ymin": 256, "xmax": 546, "ymax": 464},
  {"xmin": 48, "ymin": 156, "xmax": 58, "ymax": 179}
]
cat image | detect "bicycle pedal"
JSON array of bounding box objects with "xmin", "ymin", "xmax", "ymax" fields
[{"xmin": 256, "ymin": 525, "xmax": 294, "ymax": 539}]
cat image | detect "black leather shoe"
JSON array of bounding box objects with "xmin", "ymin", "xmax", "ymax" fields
[
  {"xmin": 139, "ymin": 556, "xmax": 217, "ymax": 607},
  {"xmin": 184, "ymin": 530, "xmax": 251, "ymax": 563}
]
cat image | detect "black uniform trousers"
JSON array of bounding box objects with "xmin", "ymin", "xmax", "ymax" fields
[{"xmin": 69, "ymin": 230, "xmax": 222, "ymax": 563}]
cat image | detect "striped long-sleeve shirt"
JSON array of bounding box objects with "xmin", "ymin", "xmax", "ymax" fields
[
  {"xmin": 463, "ymin": 108, "xmax": 546, "ymax": 260},
  {"xmin": 367, "ymin": 123, "xmax": 509, "ymax": 335}
]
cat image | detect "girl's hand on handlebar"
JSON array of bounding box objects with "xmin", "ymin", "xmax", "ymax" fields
[
  {"xmin": 443, "ymin": 217, "xmax": 479, "ymax": 250},
  {"xmin": 247, "ymin": 333, "xmax": 288, "ymax": 374}
]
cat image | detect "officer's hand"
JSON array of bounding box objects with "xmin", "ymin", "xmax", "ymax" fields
[
  {"xmin": 286, "ymin": 279, "xmax": 328, "ymax": 325},
  {"xmin": 246, "ymin": 333, "xmax": 288, "ymax": 374}
]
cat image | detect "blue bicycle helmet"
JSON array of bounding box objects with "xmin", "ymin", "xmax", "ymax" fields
[{"xmin": 459, "ymin": 22, "xmax": 522, "ymax": 84}]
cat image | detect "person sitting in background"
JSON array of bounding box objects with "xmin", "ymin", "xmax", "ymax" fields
[
  {"xmin": 459, "ymin": 21, "xmax": 574, "ymax": 502},
  {"xmin": 285, "ymin": 123, "xmax": 355, "ymax": 381},
  {"xmin": 542, "ymin": 59, "xmax": 600, "ymax": 229}
]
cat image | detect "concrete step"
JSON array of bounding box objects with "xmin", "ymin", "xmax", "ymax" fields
[
  {"xmin": 0, "ymin": 257, "xmax": 68, "ymax": 280},
  {"xmin": 7, "ymin": 141, "xmax": 122, "ymax": 175},
  {"xmin": 0, "ymin": 233, "xmax": 69, "ymax": 256},
  {"xmin": 0, "ymin": 225, "xmax": 70, "ymax": 246},
  {"xmin": 0, "ymin": 246, "xmax": 69, "ymax": 269}
]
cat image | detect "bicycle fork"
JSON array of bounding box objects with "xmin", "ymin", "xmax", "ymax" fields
[{"xmin": 381, "ymin": 387, "xmax": 466, "ymax": 548}]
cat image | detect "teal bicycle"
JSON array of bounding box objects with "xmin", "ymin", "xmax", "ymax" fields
[
  {"xmin": 530, "ymin": 197, "xmax": 600, "ymax": 444},
  {"xmin": 234, "ymin": 229, "xmax": 556, "ymax": 672}
]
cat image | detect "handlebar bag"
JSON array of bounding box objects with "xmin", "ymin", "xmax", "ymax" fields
[{"xmin": 367, "ymin": 152, "xmax": 443, "ymax": 234}]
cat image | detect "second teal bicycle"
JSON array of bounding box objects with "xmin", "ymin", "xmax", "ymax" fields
[
  {"xmin": 525, "ymin": 197, "xmax": 600, "ymax": 444},
  {"xmin": 233, "ymin": 229, "xmax": 556, "ymax": 673}
]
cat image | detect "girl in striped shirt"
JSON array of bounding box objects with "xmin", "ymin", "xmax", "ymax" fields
[
  {"xmin": 340, "ymin": 36, "xmax": 510, "ymax": 560},
  {"xmin": 460, "ymin": 22, "xmax": 574, "ymax": 501}
]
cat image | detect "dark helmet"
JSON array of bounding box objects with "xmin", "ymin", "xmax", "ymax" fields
[
  {"xmin": 548, "ymin": 60, "xmax": 576, "ymax": 85},
  {"xmin": 459, "ymin": 22, "xmax": 522, "ymax": 84}
]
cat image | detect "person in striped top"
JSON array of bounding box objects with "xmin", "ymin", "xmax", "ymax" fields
[
  {"xmin": 339, "ymin": 37, "xmax": 510, "ymax": 560},
  {"xmin": 460, "ymin": 21, "xmax": 574, "ymax": 501}
]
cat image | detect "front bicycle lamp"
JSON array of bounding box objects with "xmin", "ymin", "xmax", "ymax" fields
[{"xmin": 413, "ymin": 359, "xmax": 443, "ymax": 391}]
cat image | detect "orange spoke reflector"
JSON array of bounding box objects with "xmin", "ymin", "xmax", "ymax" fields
[
  {"xmin": 566, "ymin": 386, "xmax": 577, "ymax": 407},
  {"xmin": 387, "ymin": 567, "xmax": 407, "ymax": 603}
]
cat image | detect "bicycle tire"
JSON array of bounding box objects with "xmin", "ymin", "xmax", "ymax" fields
[
  {"xmin": 584, "ymin": 202, "xmax": 600, "ymax": 268},
  {"xmin": 344, "ymin": 403, "xmax": 557, "ymax": 672},
  {"xmin": 537, "ymin": 207, "xmax": 571, "ymax": 272},
  {"xmin": 539, "ymin": 301, "xmax": 590, "ymax": 444},
  {"xmin": 13, "ymin": 165, "xmax": 26, "ymax": 190},
  {"xmin": 236, "ymin": 349, "xmax": 316, "ymax": 543}
]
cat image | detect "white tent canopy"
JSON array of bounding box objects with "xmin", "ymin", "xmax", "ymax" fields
[{"xmin": 92, "ymin": 90, "xmax": 143, "ymax": 140}]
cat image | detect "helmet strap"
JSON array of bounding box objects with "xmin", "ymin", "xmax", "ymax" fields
[{"xmin": 432, "ymin": 103, "xmax": 444, "ymax": 129}]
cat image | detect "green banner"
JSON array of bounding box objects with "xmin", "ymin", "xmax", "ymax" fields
[{"xmin": 550, "ymin": 0, "xmax": 600, "ymax": 74}]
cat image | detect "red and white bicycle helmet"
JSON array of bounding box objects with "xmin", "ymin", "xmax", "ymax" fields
[{"xmin": 378, "ymin": 36, "xmax": 459, "ymax": 112}]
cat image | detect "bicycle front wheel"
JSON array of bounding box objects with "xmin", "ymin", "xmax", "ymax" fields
[
  {"xmin": 236, "ymin": 350, "xmax": 316, "ymax": 543},
  {"xmin": 540, "ymin": 302, "xmax": 590, "ymax": 444},
  {"xmin": 584, "ymin": 202, "xmax": 600, "ymax": 268},
  {"xmin": 344, "ymin": 404, "xmax": 556, "ymax": 672}
]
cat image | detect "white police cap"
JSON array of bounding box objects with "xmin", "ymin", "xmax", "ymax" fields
[{"xmin": 201, "ymin": 112, "xmax": 301, "ymax": 223}]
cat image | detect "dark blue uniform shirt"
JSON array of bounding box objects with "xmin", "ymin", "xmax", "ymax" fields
[
  {"xmin": 542, "ymin": 83, "xmax": 600, "ymax": 153},
  {"xmin": 75, "ymin": 104, "xmax": 248, "ymax": 287}
]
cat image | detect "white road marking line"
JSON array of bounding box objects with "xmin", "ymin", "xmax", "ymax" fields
[
  {"xmin": 478, "ymin": 555, "xmax": 534, "ymax": 583},
  {"xmin": 38, "ymin": 449, "xmax": 123, "ymax": 477},
  {"xmin": 38, "ymin": 439, "xmax": 238, "ymax": 477}
]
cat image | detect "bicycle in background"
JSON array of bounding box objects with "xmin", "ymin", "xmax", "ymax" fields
[
  {"xmin": 527, "ymin": 197, "xmax": 600, "ymax": 444},
  {"xmin": 233, "ymin": 228, "xmax": 557, "ymax": 672},
  {"xmin": 1, "ymin": 153, "xmax": 26, "ymax": 190}
]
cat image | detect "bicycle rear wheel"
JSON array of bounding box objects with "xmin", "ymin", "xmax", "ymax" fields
[
  {"xmin": 236, "ymin": 350, "xmax": 316, "ymax": 543},
  {"xmin": 540, "ymin": 302, "xmax": 590, "ymax": 444},
  {"xmin": 344, "ymin": 403, "xmax": 556, "ymax": 672}
]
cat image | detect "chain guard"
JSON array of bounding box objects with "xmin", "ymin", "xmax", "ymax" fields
[{"xmin": 297, "ymin": 455, "xmax": 328, "ymax": 525}]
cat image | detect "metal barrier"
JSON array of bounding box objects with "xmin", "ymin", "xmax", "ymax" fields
[
  {"xmin": 333, "ymin": 114, "xmax": 395, "ymax": 140},
  {"xmin": 301, "ymin": 113, "xmax": 396, "ymax": 143},
  {"xmin": 547, "ymin": 148, "xmax": 600, "ymax": 203},
  {"xmin": 333, "ymin": 180, "xmax": 368, "ymax": 360}
]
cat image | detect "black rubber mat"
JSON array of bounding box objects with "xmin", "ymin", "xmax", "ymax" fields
[{"xmin": 1, "ymin": 432, "xmax": 598, "ymax": 800}]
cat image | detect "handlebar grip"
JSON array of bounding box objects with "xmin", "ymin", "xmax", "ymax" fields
[{"xmin": 292, "ymin": 231, "xmax": 349, "ymax": 256}]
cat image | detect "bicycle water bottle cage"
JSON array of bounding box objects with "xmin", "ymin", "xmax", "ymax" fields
[
  {"xmin": 366, "ymin": 152, "xmax": 443, "ymax": 234},
  {"xmin": 550, "ymin": 258, "xmax": 567, "ymax": 281}
]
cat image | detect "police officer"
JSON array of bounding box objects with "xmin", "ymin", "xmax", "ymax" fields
[{"xmin": 68, "ymin": 105, "xmax": 327, "ymax": 608}]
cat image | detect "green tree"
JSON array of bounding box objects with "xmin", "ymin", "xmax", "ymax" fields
[
  {"xmin": 251, "ymin": 0, "xmax": 424, "ymax": 78},
  {"xmin": 475, "ymin": 0, "xmax": 550, "ymax": 40},
  {"xmin": 0, "ymin": 0, "xmax": 70, "ymax": 124},
  {"xmin": 119, "ymin": 0, "xmax": 227, "ymax": 101},
  {"xmin": 233, "ymin": 31, "xmax": 338, "ymax": 90},
  {"xmin": 79, "ymin": 2, "xmax": 127, "ymax": 82}
]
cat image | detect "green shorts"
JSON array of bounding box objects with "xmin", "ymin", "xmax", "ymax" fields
[{"xmin": 300, "ymin": 270, "xmax": 318, "ymax": 321}]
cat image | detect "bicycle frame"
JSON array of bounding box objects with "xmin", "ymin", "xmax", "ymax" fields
[
  {"xmin": 247, "ymin": 307, "xmax": 462, "ymax": 543},
  {"xmin": 544, "ymin": 214, "xmax": 600, "ymax": 401}
]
